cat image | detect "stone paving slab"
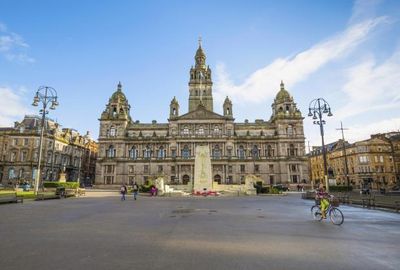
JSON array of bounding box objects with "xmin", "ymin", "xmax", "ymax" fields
[{"xmin": 0, "ymin": 194, "xmax": 399, "ymax": 270}]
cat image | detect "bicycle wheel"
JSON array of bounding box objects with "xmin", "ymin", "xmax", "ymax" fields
[
  {"xmin": 329, "ymin": 207, "xmax": 344, "ymax": 225},
  {"xmin": 311, "ymin": 205, "xmax": 322, "ymax": 221}
]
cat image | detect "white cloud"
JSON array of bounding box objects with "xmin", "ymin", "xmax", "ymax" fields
[
  {"xmin": 0, "ymin": 86, "xmax": 31, "ymax": 126},
  {"xmin": 0, "ymin": 22, "xmax": 34, "ymax": 63},
  {"xmin": 335, "ymin": 49, "xmax": 400, "ymax": 119},
  {"xmin": 214, "ymin": 16, "xmax": 388, "ymax": 104}
]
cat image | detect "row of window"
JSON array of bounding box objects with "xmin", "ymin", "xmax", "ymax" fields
[
  {"xmin": 102, "ymin": 174, "xmax": 305, "ymax": 185},
  {"xmin": 105, "ymin": 164, "xmax": 284, "ymax": 175},
  {"xmin": 6, "ymin": 151, "xmax": 82, "ymax": 169},
  {"xmin": 105, "ymin": 144, "xmax": 299, "ymax": 159}
]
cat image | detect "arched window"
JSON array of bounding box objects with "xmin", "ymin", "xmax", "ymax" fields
[
  {"xmin": 197, "ymin": 126, "xmax": 204, "ymax": 136},
  {"xmin": 182, "ymin": 145, "xmax": 190, "ymax": 159},
  {"xmin": 129, "ymin": 146, "xmax": 138, "ymax": 160},
  {"xmin": 144, "ymin": 145, "xmax": 152, "ymax": 159},
  {"xmin": 172, "ymin": 108, "xmax": 176, "ymax": 116},
  {"xmin": 183, "ymin": 126, "xmax": 189, "ymax": 136},
  {"xmin": 214, "ymin": 126, "xmax": 220, "ymax": 135},
  {"xmin": 238, "ymin": 145, "xmax": 245, "ymax": 159},
  {"xmin": 107, "ymin": 145, "xmax": 116, "ymax": 158},
  {"xmin": 287, "ymin": 125, "xmax": 293, "ymax": 136},
  {"xmin": 266, "ymin": 145, "xmax": 274, "ymax": 157},
  {"xmin": 252, "ymin": 145, "xmax": 259, "ymax": 159},
  {"xmin": 158, "ymin": 146, "xmax": 166, "ymax": 159},
  {"xmin": 288, "ymin": 144, "xmax": 297, "ymax": 156},
  {"xmin": 18, "ymin": 168, "xmax": 24, "ymax": 179},
  {"xmin": 109, "ymin": 126, "xmax": 117, "ymax": 137},
  {"xmin": 182, "ymin": 175, "xmax": 190, "ymax": 185},
  {"xmin": 8, "ymin": 168, "xmax": 16, "ymax": 180},
  {"xmin": 214, "ymin": 175, "xmax": 222, "ymax": 184},
  {"xmin": 213, "ymin": 145, "xmax": 221, "ymax": 159}
]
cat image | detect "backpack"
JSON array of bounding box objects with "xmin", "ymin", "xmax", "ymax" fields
[{"xmin": 120, "ymin": 186, "xmax": 125, "ymax": 193}]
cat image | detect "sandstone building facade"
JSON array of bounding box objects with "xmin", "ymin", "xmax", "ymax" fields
[
  {"xmin": 308, "ymin": 133, "xmax": 400, "ymax": 190},
  {"xmin": 0, "ymin": 115, "xmax": 98, "ymax": 186},
  {"xmin": 95, "ymin": 44, "xmax": 308, "ymax": 188}
]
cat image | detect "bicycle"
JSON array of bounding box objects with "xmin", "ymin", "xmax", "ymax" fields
[{"xmin": 311, "ymin": 196, "xmax": 344, "ymax": 225}]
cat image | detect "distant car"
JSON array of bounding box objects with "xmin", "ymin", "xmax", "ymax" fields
[{"xmin": 273, "ymin": 184, "xmax": 290, "ymax": 191}]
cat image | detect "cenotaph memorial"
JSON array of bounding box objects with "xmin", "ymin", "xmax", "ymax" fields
[{"xmin": 193, "ymin": 145, "xmax": 213, "ymax": 192}]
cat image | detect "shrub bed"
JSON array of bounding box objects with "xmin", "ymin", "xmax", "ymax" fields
[
  {"xmin": 43, "ymin": 182, "xmax": 79, "ymax": 189},
  {"xmin": 329, "ymin": 186, "xmax": 353, "ymax": 192}
]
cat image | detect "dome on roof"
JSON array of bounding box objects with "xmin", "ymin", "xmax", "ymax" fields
[
  {"xmin": 275, "ymin": 81, "xmax": 292, "ymax": 103},
  {"xmin": 110, "ymin": 82, "xmax": 127, "ymax": 102},
  {"xmin": 195, "ymin": 45, "xmax": 206, "ymax": 59}
]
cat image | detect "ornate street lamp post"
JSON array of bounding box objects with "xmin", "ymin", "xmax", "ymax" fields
[
  {"xmin": 32, "ymin": 86, "xmax": 59, "ymax": 195},
  {"xmin": 308, "ymin": 98, "xmax": 332, "ymax": 192}
]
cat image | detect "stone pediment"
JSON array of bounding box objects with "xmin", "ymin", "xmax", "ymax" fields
[{"xmin": 178, "ymin": 105, "xmax": 226, "ymax": 120}]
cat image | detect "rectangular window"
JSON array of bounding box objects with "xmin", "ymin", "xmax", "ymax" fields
[
  {"xmin": 269, "ymin": 175, "xmax": 275, "ymax": 185},
  {"xmin": 105, "ymin": 165, "xmax": 114, "ymax": 173},
  {"xmin": 24, "ymin": 138, "xmax": 29, "ymax": 146},
  {"xmin": 13, "ymin": 138, "xmax": 18, "ymax": 146},
  {"xmin": 227, "ymin": 176, "xmax": 233, "ymax": 184},
  {"xmin": 10, "ymin": 152, "xmax": 17, "ymax": 162},
  {"xmin": 171, "ymin": 150, "xmax": 177, "ymax": 158},
  {"xmin": 158, "ymin": 165, "xmax": 163, "ymax": 173},
  {"xmin": 227, "ymin": 149, "xmax": 232, "ymax": 158},
  {"xmin": 269, "ymin": 164, "xmax": 274, "ymax": 173},
  {"xmin": 254, "ymin": 164, "xmax": 259, "ymax": 172},
  {"xmin": 240, "ymin": 165, "xmax": 245, "ymax": 173},
  {"xmin": 144, "ymin": 165, "xmax": 149, "ymax": 174},
  {"xmin": 291, "ymin": 175, "xmax": 299, "ymax": 183},
  {"xmin": 171, "ymin": 166, "xmax": 176, "ymax": 174},
  {"xmin": 104, "ymin": 176, "xmax": 114, "ymax": 184},
  {"xmin": 128, "ymin": 165, "xmax": 134, "ymax": 174},
  {"xmin": 228, "ymin": 166, "xmax": 233, "ymax": 174}
]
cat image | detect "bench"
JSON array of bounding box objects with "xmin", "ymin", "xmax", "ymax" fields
[
  {"xmin": 64, "ymin": 189, "xmax": 76, "ymax": 198},
  {"xmin": 373, "ymin": 196, "xmax": 400, "ymax": 212},
  {"xmin": 0, "ymin": 192, "xmax": 23, "ymax": 204},
  {"xmin": 336, "ymin": 193, "xmax": 350, "ymax": 204},
  {"xmin": 77, "ymin": 188, "xmax": 86, "ymax": 196},
  {"xmin": 36, "ymin": 192, "xmax": 61, "ymax": 200},
  {"xmin": 361, "ymin": 195, "xmax": 376, "ymax": 208}
]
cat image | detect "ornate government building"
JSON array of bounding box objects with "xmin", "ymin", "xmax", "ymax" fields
[{"xmin": 95, "ymin": 43, "xmax": 308, "ymax": 187}]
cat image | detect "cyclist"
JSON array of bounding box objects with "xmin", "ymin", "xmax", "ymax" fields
[{"xmin": 316, "ymin": 183, "xmax": 330, "ymax": 219}]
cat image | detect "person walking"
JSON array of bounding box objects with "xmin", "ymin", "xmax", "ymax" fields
[
  {"xmin": 120, "ymin": 184, "xmax": 127, "ymax": 201},
  {"xmin": 132, "ymin": 182, "xmax": 139, "ymax": 200}
]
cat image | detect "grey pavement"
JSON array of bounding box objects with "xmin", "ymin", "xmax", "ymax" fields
[{"xmin": 0, "ymin": 194, "xmax": 399, "ymax": 270}]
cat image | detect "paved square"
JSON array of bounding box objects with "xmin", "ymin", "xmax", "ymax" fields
[{"xmin": 0, "ymin": 194, "xmax": 399, "ymax": 270}]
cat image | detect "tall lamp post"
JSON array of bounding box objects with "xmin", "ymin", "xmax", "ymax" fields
[
  {"xmin": 32, "ymin": 86, "xmax": 59, "ymax": 195},
  {"xmin": 308, "ymin": 98, "xmax": 332, "ymax": 192}
]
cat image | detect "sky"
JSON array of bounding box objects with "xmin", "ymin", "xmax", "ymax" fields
[{"xmin": 0, "ymin": 0, "xmax": 400, "ymax": 148}]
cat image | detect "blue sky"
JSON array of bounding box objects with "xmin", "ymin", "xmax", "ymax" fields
[{"xmin": 1, "ymin": 0, "xmax": 399, "ymax": 147}]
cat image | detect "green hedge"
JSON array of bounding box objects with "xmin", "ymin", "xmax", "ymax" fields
[
  {"xmin": 269, "ymin": 188, "xmax": 282, "ymax": 194},
  {"xmin": 43, "ymin": 182, "xmax": 79, "ymax": 189},
  {"xmin": 329, "ymin": 186, "xmax": 353, "ymax": 192}
]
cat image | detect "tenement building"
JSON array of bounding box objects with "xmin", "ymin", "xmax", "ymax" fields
[
  {"xmin": 0, "ymin": 115, "xmax": 98, "ymax": 186},
  {"xmin": 308, "ymin": 133, "xmax": 400, "ymax": 190},
  {"xmin": 96, "ymin": 43, "xmax": 308, "ymax": 188}
]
